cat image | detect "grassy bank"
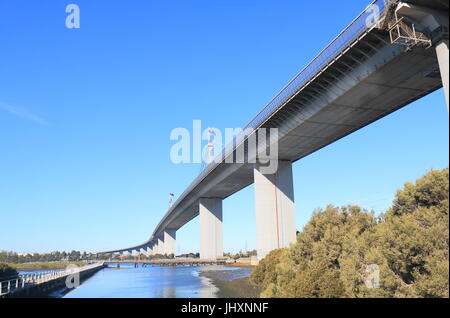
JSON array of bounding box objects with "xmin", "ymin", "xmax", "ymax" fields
[{"xmin": 9, "ymin": 262, "xmax": 85, "ymax": 271}]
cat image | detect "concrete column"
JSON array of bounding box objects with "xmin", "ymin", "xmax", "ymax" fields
[
  {"xmin": 164, "ymin": 229, "xmax": 176, "ymax": 256},
  {"xmin": 157, "ymin": 237, "xmax": 164, "ymax": 255},
  {"xmin": 199, "ymin": 198, "xmax": 223, "ymax": 259},
  {"xmin": 436, "ymin": 39, "xmax": 449, "ymax": 111},
  {"xmin": 254, "ymin": 160, "xmax": 296, "ymax": 260},
  {"xmin": 150, "ymin": 243, "xmax": 157, "ymax": 256}
]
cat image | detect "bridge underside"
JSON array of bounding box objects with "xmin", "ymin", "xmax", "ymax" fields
[{"xmin": 156, "ymin": 29, "xmax": 442, "ymax": 234}]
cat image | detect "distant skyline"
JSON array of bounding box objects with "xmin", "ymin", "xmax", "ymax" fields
[{"xmin": 0, "ymin": 0, "xmax": 448, "ymax": 254}]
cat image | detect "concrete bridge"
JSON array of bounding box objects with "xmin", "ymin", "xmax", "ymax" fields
[{"xmin": 101, "ymin": 0, "xmax": 449, "ymax": 260}]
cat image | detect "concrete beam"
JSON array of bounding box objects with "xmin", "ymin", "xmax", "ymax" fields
[
  {"xmin": 199, "ymin": 198, "xmax": 223, "ymax": 259},
  {"xmin": 151, "ymin": 243, "xmax": 157, "ymax": 255},
  {"xmin": 164, "ymin": 229, "xmax": 176, "ymax": 256},
  {"xmin": 254, "ymin": 160, "xmax": 296, "ymax": 260},
  {"xmin": 395, "ymin": 3, "xmax": 448, "ymax": 31}
]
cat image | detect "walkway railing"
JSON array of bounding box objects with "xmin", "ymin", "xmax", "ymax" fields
[{"xmin": 0, "ymin": 262, "xmax": 104, "ymax": 296}]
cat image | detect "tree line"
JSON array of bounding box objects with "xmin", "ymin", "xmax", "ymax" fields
[{"xmin": 0, "ymin": 250, "xmax": 103, "ymax": 264}]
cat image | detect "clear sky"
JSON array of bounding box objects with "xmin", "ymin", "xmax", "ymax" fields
[{"xmin": 0, "ymin": 0, "xmax": 448, "ymax": 255}]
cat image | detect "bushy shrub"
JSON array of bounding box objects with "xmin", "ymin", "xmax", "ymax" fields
[{"xmin": 251, "ymin": 168, "xmax": 449, "ymax": 298}]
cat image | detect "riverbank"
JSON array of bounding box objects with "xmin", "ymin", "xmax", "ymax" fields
[{"xmin": 200, "ymin": 267, "xmax": 262, "ymax": 298}]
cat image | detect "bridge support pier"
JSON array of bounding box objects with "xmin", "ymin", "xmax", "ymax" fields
[
  {"xmin": 164, "ymin": 229, "xmax": 176, "ymax": 256},
  {"xmin": 254, "ymin": 160, "xmax": 296, "ymax": 260},
  {"xmin": 157, "ymin": 237, "xmax": 164, "ymax": 255},
  {"xmin": 151, "ymin": 243, "xmax": 157, "ymax": 256},
  {"xmin": 199, "ymin": 198, "xmax": 223, "ymax": 259}
]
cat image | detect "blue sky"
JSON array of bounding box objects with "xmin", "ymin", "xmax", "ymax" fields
[{"xmin": 0, "ymin": 0, "xmax": 448, "ymax": 255}]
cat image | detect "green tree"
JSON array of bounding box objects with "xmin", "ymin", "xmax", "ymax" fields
[
  {"xmin": 250, "ymin": 248, "xmax": 287, "ymax": 291},
  {"xmin": 250, "ymin": 168, "xmax": 449, "ymax": 298},
  {"xmin": 365, "ymin": 168, "xmax": 449, "ymax": 297}
]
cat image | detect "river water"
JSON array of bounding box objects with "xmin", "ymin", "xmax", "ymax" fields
[{"xmin": 57, "ymin": 264, "xmax": 251, "ymax": 298}]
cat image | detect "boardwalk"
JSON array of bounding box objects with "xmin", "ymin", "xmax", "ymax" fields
[{"xmin": 0, "ymin": 262, "xmax": 105, "ymax": 297}]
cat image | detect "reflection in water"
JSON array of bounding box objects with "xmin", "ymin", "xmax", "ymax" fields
[{"xmin": 63, "ymin": 264, "xmax": 238, "ymax": 298}]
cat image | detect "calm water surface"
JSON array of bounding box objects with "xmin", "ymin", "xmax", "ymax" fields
[{"xmin": 62, "ymin": 264, "xmax": 251, "ymax": 298}]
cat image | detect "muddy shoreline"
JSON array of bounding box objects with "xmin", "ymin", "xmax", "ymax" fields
[{"xmin": 199, "ymin": 266, "xmax": 262, "ymax": 298}]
